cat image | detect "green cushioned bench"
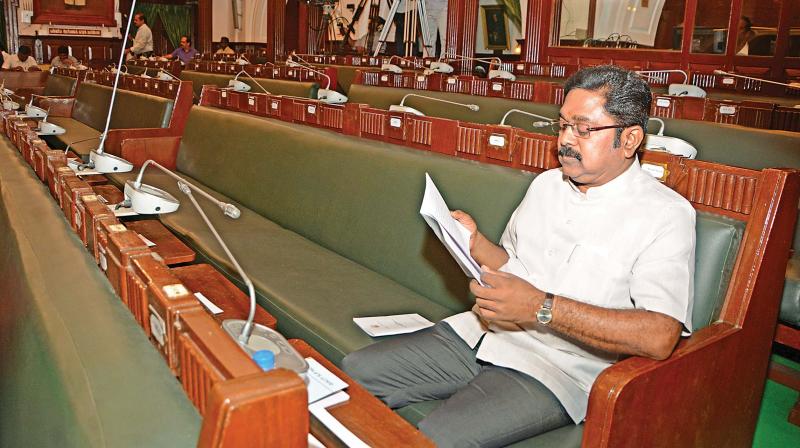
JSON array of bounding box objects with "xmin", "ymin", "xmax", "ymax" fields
[
  {"xmin": 41, "ymin": 73, "xmax": 78, "ymax": 96},
  {"xmin": 42, "ymin": 82, "xmax": 175, "ymax": 157},
  {"xmin": 109, "ymin": 105, "xmax": 749, "ymax": 446},
  {"xmin": 348, "ymin": 84, "xmax": 561, "ymax": 130},
  {"xmin": 0, "ymin": 137, "xmax": 200, "ymax": 447},
  {"xmin": 179, "ymin": 70, "xmax": 319, "ymax": 103}
]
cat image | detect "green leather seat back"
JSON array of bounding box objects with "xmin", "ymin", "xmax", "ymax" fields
[
  {"xmin": 348, "ymin": 84, "xmax": 561, "ymax": 130},
  {"xmin": 176, "ymin": 106, "xmax": 534, "ymax": 312},
  {"xmin": 178, "ymin": 70, "xmax": 319, "ymax": 101},
  {"xmin": 71, "ymin": 83, "xmax": 174, "ymax": 130},
  {"xmin": 42, "ymin": 74, "xmax": 77, "ymax": 96}
]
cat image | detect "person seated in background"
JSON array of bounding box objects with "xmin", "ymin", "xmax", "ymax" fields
[
  {"xmin": 736, "ymin": 16, "xmax": 756, "ymax": 55},
  {"xmin": 343, "ymin": 65, "xmax": 696, "ymax": 448},
  {"xmin": 2, "ymin": 46, "xmax": 40, "ymax": 71},
  {"xmin": 164, "ymin": 36, "xmax": 198, "ymax": 65},
  {"xmin": 215, "ymin": 37, "xmax": 235, "ymax": 55},
  {"xmin": 50, "ymin": 46, "xmax": 78, "ymax": 68}
]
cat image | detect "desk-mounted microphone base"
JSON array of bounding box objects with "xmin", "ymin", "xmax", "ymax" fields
[
  {"xmin": 90, "ymin": 150, "xmax": 134, "ymax": 173},
  {"xmin": 644, "ymin": 134, "xmax": 698, "ymax": 159},
  {"xmin": 124, "ymin": 180, "xmax": 180, "ymax": 214},
  {"xmin": 25, "ymin": 105, "xmax": 47, "ymax": 118},
  {"xmin": 222, "ymin": 319, "xmax": 309, "ymax": 381},
  {"xmin": 38, "ymin": 121, "xmax": 66, "ymax": 136},
  {"xmin": 668, "ymin": 83, "xmax": 707, "ymax": 98},
  {"xmin": 228, "ymin": 80, "xmax": 251, "ymax": 92},
  {"xmin": 389, "ymin": 104, "xmax": 425, "ymax": 116},
  {"xmin": 488, "ymin": 69, "xmax": 516, "ymax": 81},
  {"xmin": 318, "ymin": 89, "xmax": 348, "ymax": 104}
]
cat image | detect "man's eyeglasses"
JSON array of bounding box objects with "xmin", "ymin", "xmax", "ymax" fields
[{"xmin": 551, "ymin": 120, "xmax": 631, "ymax": 139}]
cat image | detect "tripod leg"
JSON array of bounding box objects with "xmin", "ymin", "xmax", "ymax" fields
[{"xmin": 372, "ymin": 0, "xmax": 402, "ymax": 57}]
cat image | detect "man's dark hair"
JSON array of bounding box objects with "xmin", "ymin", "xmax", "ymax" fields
[
  {"xmin": 564, "ymin": 65, "xmax": 651, "ymax": 146},
  {"xmin": 221, "ymin": 37, "xmax": 230, "ymax": 44},
  {"xmin": 741, "ymin": 16, "xmax": 752, "ymax": 31},
  {"xmin": 57, "ymin": 46, "xmax": 69, "ymax": 55},
  {"xmin": 134, "ymin": 12, "xmax": 146, "ymax": 23},
  {"xmin": 19, "ymin": 46, "xmax": 31, "ymax": 56}
]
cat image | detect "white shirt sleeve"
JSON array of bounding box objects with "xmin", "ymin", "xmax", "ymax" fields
[{"xmin": 629, "ymin": 203, "xmax": 696, "ymax": 332}]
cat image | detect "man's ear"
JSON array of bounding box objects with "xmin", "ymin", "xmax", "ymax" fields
[{"xmin": 621, "ymin": 125, "xmax": 645, "ymax": 158}]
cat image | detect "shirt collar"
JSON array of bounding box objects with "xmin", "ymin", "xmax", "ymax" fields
[{"xmin": 564, "ymin": 156, "xmax": 642, "ymax": 199}]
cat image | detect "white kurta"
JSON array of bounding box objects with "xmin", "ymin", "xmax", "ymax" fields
[
  {"xmin": 2, "ymin": 54, "xmax": 39, "ymax": 71},
  {"xmin": 445, "ymin": 160, "xmax": 696, "ymax": 423}
]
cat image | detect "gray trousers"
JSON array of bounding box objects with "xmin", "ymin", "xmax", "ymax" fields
[{"xmin": 342, "ymin": 322, "xmax": 570, "ymax": 448}]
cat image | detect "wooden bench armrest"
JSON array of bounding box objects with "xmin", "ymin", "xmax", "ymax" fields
[
  {"xmin": 583, "ymin": 322, "xmax": 740, "ymax": 446},
  {"xmin": 36, "ymin": 96, "xmax": 76, "ymax": 117},
  {"xmin": 118, "ymin": 134, "xmax": 183, "ymax": 169}
]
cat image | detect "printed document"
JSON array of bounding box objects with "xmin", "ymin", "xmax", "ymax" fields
[
  {"xmin": 420, "ymin": 173, "xmax": 485, "ymax": 285},
  {"xmin": 353, "ymin": 313, "xmax": 434, "ymax": 337}
]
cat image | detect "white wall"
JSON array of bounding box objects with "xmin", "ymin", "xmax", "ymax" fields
[
  {"xmin": 558, "ymin": 0, "xmax": 590, "ymax": 41},
  {"xmin": 475, "ymin": 0, "xmax": 527, "ymax": 55},
  {"xmin": 212, "ymin": 0, "xmax": 268, "ymax": 42}
]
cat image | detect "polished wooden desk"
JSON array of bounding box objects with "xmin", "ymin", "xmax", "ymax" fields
[
  {"xmin": 91, "ymin": 184, "xmax": 125, "ymax": 205},
  {"xmin": 290, "ymin": 340, "xmax": 434, "ymax": 448},
  {"xmin": 125, "ymin": 219, "xmax": 196, "ymax": 266},
  {"xmin": 172, "ymin": 263, "xmax": 277, "ymax": 330}
]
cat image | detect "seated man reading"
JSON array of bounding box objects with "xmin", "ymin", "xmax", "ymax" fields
[
  {"xmin": 164, "ymin": 36, "xmax": 198, "ymax": 65},
  {"xmin": 343, "ymin": 65, "xmax": 696, "ymax": 448},
  {"xmin": 50, "ymin": 46, "xmax": 79, "ymax": 68},
  {"xmin": 2, "ymin": 46, "xmax": 40, "ymax": 72}
]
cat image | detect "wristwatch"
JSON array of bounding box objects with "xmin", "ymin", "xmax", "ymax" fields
[{"xmin": 536, "ymin": 293, "xmax": 555, "ymax": 325}]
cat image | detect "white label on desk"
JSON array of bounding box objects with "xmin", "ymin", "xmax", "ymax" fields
[
  {"xmin": 109, "ymin": 224, "xmax": 126, "ymax": 233},
  {"xmin": 655, "ymin": 98, "xmax": 671, "ymax": 108},
  {"xmin": 248, "ymin": 97, "xmax": 256, "ymax": 106},
  {"xmin": 194, "ymin": 292, "xmax": 223, "ymax": 314},
  {"xmin": 722, "ymin": 77, "xmax": 735, "ymax": 85},
  {"xmin": 516, "ymin": 63, "xmax": 525, "ymax": 70},
  {"xmin": 137, "ymin": 233, "xmax": 156, "ymax": 247},
  {"xmin": 488, "ymin": 134, "xmax": 506, "ymax": 146},
  {"xmin": 492, "ymin": 83, "xmax": 503, "ymax": 92},
  {"xmin": 144, "ymin": 82, "xmax": 149, "ymax": 89},
  {"xmin": 255, "ymin": 67, "xmax": 262, "ymax": 74},
  {"xmin": 168, "ymin": 84, "xmax": 174, "ymax": 91},
  {"xmin": 149, "ymin": 305, "xmax": 166, "ymax": 347},
  {"xmin": 163, "ymin": 283, "xmax": 189, "ymax": 298},
  {"xmin": 389, "ymin": 117, "xmax": 402, "ymax": 128},
  {"xmin": 447, "ymin": 77, "xmax": 457, "ymax": 85},
  {"xmin": 221, "ymin": 90, "xmax": 227, "ymax": 98},
  {"xmin": 288, "ymin": 70, "xmax": 294, "ymax": 76},
  {"xmin": 74, "ymin": 210, "xmax": 82, "ymax": 228},
  {"xmin": 719, "ymin": 105, "xmax": 737, "ymax": 115},
  {"xmin": 380, "ymin": 74, "xmax": 389, "ymax": 82},
  {"xmin": 306, "ymin": 357, "xmax": 348, "ymax": 404},
  {"xmin": 307, "ymin": 105, "xmax": 316, "ymax": 114},
  {"xmin": 273, "ymin": 69, "xmax": 280, "ymax": 76},
  {"xmin": 81, "ymin": 194, "xmax": 98, "ymax": 202},
  {"xmin": 271, "ymin": 100, "xmax": 279, "ymax": 109},
  {"xmin": 416, "ymin": 75, "xmax": 426, "ymax": 83},
  {"xmin": 642, "ymin": 163, "xmax": 666, "ymax": 180}
]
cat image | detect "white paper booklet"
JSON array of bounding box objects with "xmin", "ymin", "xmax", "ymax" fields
[
  {"xmin": 353, "ymin": 313, "xmax": 434, "ymax": 337},
  {"xmin": 306, "ymin": 357, "xmax": 349, "ymax": 404},
  {"xmin": 419, "ymin": 173, "xmax": 485, "ymax": 285}
]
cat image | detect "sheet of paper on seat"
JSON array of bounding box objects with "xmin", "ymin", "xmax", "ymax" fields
[
  {"xmin": 106, "ymin": 203, "xmax": 138, "ymax": 217},
  {"xmin": 194, "ymin": 292, "xmax": 223, "ymax": 314},
  {"xmin": 309, "ymin": 391, "xmax": 369, "ymax": 448},
  {"xmin": 137, "ymin": 233, "xmax": 157, "ymax": 247},
  {"xmin": 420, "ymin": 173, "xmax": 485, "ymax": 286},
  {"xmin": 67, "ymin": 158, "xmax": 102, "ymax": 176},
  {"xmin": 353, "ymin": 313, "xmax": 434, "ymax": 337},
  {"xmin": 306, "ymin": 357, "xmax": 349, "ymax": 404}
]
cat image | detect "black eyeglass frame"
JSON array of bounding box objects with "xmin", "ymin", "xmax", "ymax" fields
[{"xmin": 551, "ymin": 120, "xmax": 633, "ymax": 139}]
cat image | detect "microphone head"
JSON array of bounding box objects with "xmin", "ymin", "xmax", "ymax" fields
[
  {"xmin": 223, "ymin": 203, "xmax": 241, "ymax": 219},
  {"xmin": 532, "ymin": 121, "xmax": 551, "ymax": 128},
  {"xmin": 713, "ymin": 70, "xmax": 726, "ymax": 75},
  {"xmin": 468, "ymin": 104, "xmax": 479, "ymax": 111}
]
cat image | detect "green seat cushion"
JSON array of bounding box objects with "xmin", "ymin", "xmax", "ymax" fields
[
  {"xmin": 178, "ymin": 70, "xmax": 319, "ymax": 101},
  {"xmin": 780, "ymin": 257, "xmax": 800, "ymax": 326},
  {"xmin": 71, "ymin": 83, "xmax": 174, "ymax": 131},
  {"xmin": 42, "ymin": 117, "xmax": 101, "ymax": 157},
  {"xmin": 0, "ymin": 137, "xmax": 199, "ymax": 447},
  {"xmin": 347, "ymin": 84, "xmax": 561, "ymax": 131},
  {"xmin": 108, "ymin": 169, "xmax": 454, "ymax": 364},
  {"xmin": 691, "ymin": 212, "xmax": 745, "ymax": 330},
  {"xmin": 42, "ymin": 74, "xmax": 77, "ymax": 96}
]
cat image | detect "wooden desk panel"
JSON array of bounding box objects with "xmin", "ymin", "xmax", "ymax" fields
[
  {"xmin": 125, "ymin": 220, "xmax": 196, "ymax": 266},
  {"xmin": 91, "ymin": 184, "xmax": 125, "ymax": 205},
  {"xmin": 172, "ymin": 264, "xmax": 277, "ymax": 330},
  {"xmin": 290, "ymin": 340, "xmax": 434, "ymax": 448}
]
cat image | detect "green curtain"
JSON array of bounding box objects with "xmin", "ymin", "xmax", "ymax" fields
[{"xmin": 138, "ymin": 3, "xmax": 192, "ymax": 48}]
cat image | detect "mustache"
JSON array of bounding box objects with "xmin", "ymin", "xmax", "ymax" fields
[{"xmin": 558, "ymin": 145, "xmax": 582, "ymax": 161}]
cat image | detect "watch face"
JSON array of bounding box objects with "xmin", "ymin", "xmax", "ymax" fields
[{"xmin": 536, "ymin": 308, "xmax": 552, "ymax": 325}]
